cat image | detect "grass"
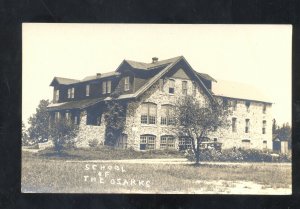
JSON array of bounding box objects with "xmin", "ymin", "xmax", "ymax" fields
[
  {"xmin": 22, "ymin": 151, "xmax": 291, "ymax": 194},
  {"xmin": 25, "ymin": 146, "xmax": 185, "ymax": 160}
]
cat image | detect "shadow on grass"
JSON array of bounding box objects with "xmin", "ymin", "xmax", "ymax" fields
[{"xmin": 39, "ymin": 151, "xmax": 81, "ymax": 159}]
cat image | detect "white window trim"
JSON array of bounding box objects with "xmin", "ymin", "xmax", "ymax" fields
[
  {"xmin": 124, "ymin": 76, "xmax": 130, "ymax": 91},
  {"xmin": 86, "ymin": 84, "xmax": 90, "ymax": 96}
]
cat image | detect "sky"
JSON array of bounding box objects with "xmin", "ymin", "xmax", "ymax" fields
[{"xmin": 22, "ymin": 24, "xmax": 292, "ymax": 127}]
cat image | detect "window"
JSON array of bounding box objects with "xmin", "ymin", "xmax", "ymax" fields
[
  {"xmin": 242, "ymin": 139, "xmax": 251, "ymax": 149},
  {"xmin": 159, "ymin": 79, "xmax": 164, "ymax": 92},
  {"xmin": 65, "ymin": 112, "xmax": 70, "ymax": 121},
  {"xmin": 232, "ymin": 100, "xmax": 237, "ymax": 111},
  {"xmin": 102, "ymin": 81, "xmax": 111, "ymax": 94},
  {"xmin": 263, "ymin": 140, "xmax": 267, "ymax": 149},
  {"xmin": 102, "ymin": 81, "xmax": 107, "ymax": 94},
  {"xmin": 161, "ymin": 105, "xmax": 175, "ymax": 125},
  {"xmin": 124, "ymin": 76, "xmax": 130, "ymax": 91},
  {"xmin": 54, "ymin": 89, "xmax": 59, "ymax": 102},
  {"xmin": 160, "ymin": 135, "xmax": 175, "ymax": 149},
  {"xmin": 117, "ymin": 134, "xmax": 128, "ymax": 149},
  {"xmin": 245, "ymin": 101, "xmax": 251, "ymax": 112},
  {"xmin": 54, "ymin": 112, "xmax": 60, "ymax": 122},
  {"xmin": 68, "ymin": 88, "xmax": 74, "ymax": 98},
  {"xmin": 263, "ymin": 104, "xmax": 267, "ymax": 114},
  {"xmin": 141, "ymin": 103, "xmax": 157, "ymax": 125},
  {"xmin": 182, "ymin": 81, "xmax": 187, "ymax": 95},
  {"xmin": 245, "ymin": 119, "xmax": 250, "ymax": 133},
  {"xmin": 74, "ymin": 116, "xmax": 79, "ymax": 125},
  {"xmin": 262, "ymin": 120, "xmax": 266, "ymax": 134},
  {"xmin": 169, "ymin": 79, "xmax": 175, "ymax": 94},
  {"xmin": 179, "ymin": 137, "xmax": 192, "ymax": 151},
  {"xmin": 86, "ymin": 84, "xmax": 90, "ymax": 96},
  {"xmin": 107, "ymin": 80, "xmax": 111, "ymax": 93},
  {"xmin": 192, "ymin": 82, "xmax": 196, "ymax": 96},
  {"xmin": 232, "ymin": 117, "xmax": 237, "ymax": 132},
  {"xmin": 140, "ymin": 135, "xmax": 156, "ymax": 150}
]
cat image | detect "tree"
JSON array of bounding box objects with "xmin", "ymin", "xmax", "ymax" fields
[
  {"xmin": 174, "ymin": 95, "xmax": 231, "ymax": 165},
  {"xmin": 49, "ymin": 118, "xmax": 79, "ymax": 152},
  {"xmin": 27, "ymin": 99, "xmax": 51, "ymax": 143},
  {"xmin": 22, "ymin": 121, "xmax": 30, "ymax": 146},
  {"xmin": 103, "ymin": 92, "xmax": 126, "ymax": 146},
  {"xmin": 274, "ymin": 122, "xmax": 292, "ymax": 149}
]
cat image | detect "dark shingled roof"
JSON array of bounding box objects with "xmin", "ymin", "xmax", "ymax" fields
[
  {"xmin": 124, "ymin": 56, "xmax": 182, "ymax": 70},
  {"xmin": 47, "ymin": 98, "xmax": 104, "ymax": 111},
  {"xmin": 50, "ymin": 77, "xmax": 80, "ymax": 86},
  {"xmin": 82, "ymin": 71, "xmax": 120, "ymax": 82}
]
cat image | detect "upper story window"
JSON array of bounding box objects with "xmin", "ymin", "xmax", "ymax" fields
[
  {"xmin": 245, "ymin": 119, "xmax": 250, "ymax": 133},
  {"xmin": 161, "ymin": 104, "xmax": 175, "ymax": 125},
  {"xmin": 232, "ymin": 100, "xmax": 237, "ymax": 111},
  {"xmin": 102, "ymin": 80, "xmax": 111, "ymax": 94},
  {"xmin": 262, "ymin": 120, "xmax": 267, "ymax": 134},
  {"xmin": 232, "ymin": 117, "xmax": 237, "ymax": 132},
  {"xmin": 192, "ymin": 82, "xmax": 196, "ymax": 96},
  {"xmin": 263, "ymin": 104, "xmax": 267, "ymax": 114},
  {"xmin": 245, "ymin": 101, "xmax": 251, "ymax": 112},
  {"xmin": 86, "ymin": 84, "xmax": 90, "ymax": 96},
  {"xmin": 124, "ymin": 76, "xmax": 130, "ymax": 91},
  {"xmin": 68, "ymin": 87, "xmax": 75, "ymax": 99},
  {"xmin": 141, "ymin": 103, "xmax": 157, "ymax": 125},
  {"xmin": 169, "ymin": 79, "xmax": 175, "ymax": 94},
  {"xmin": 54, "ymin": 89, "xmax": 59, "ymax": 102},
  {"xmin": 65, "ymin": 112, "xmax": 71, "ymax": 121},
  {"xmin": 182, "ymin": 81, "xmax": 188, "ymax": 95}
]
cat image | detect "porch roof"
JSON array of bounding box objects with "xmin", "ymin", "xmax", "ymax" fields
[{"xmin": 47, "ymin": 98, "xmax": 104, "ymax": 111}]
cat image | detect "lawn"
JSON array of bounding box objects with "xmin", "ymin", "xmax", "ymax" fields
[{"xmin": 22, "ymin": 151, "xmax": 292, "ymax": 194}]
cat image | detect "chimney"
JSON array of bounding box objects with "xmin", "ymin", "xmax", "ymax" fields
[
  {"xmin": 152, "ymin": 57, "xmax": 158, "ymax": 63},
  {"xmin": 96, "ymin": 73, "xmax": 101, "ymax": 77}
]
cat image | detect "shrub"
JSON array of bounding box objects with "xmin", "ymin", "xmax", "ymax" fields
[{"xmin": 186, "ymin": 148, "xmax": 291, "ymax": 163}]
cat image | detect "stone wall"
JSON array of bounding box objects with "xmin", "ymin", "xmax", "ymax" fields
[
  {"xmin": 123, "ymin": 69, "xmax": 273, "ymax": 151},
  {"xmin": 76, "ymin": 111, "xmax": 106, "ymax": 147}
]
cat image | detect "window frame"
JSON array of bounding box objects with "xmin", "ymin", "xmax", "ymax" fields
[
  {"xmin": 192, "ymin": 82, "xmax": 197, "ymax": 96},
  {"xmin": 124, "ymin": 76, "xmax": 130, "ymax": 91},
  {"xmin": 169, "ymin": 79, "xmax": 175, "ymax": 94},
  {"xmin": 178, "ymin": 137, "xmax": 192, "ymax": 151},
  {"xmin": 141, "ymin": 103, "xmax": 157, "ymax": 125},
  {"xmin": 263, "ymin": 104, "xmax": 267, "ymax": 114},
  {"xmin": 245, "ymin": 119, "xmax": 250, "ymax": 133},
  {"xmin": 245, "ymin": 101, "xmax": 251, "ymax": 112},
  {"xmin": 262, "ymin": 120, "xmax": 267, "ymax": 134},
  {"xmin": 232, "ymin": 117, "xmax": 237, "ymax": 132},
  {"xmin": 160, "ymin": 135, "xmax": 175, "ymax": 149},
  {"xmin": 182, "ymin": 80, "xmax": 188, "ymax": 95},
  {"xmin": 86, "ymin": 84, "xmax": 90, "ymax": 96},
  {"xmin": 160, "ymin": 104, "xmax": 175, "ymax": 126},
  {"xmin": 140, "ymin": 135, "xmax": 156, "ymax": 150},
  {"xmin": 55, "ymin": 89, "xmax": 59, "ymax": 102}
]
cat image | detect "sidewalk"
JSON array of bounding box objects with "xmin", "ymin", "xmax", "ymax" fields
[{"xmin": 66, "ymin": 158, "xmax": 291, "ymax": 166}]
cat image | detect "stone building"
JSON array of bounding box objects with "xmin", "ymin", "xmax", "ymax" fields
[{"xmin": 47, "ymin": 56, "xmax": 272, "ymax": 150}]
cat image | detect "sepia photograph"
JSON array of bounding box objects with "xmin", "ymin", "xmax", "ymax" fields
[{"xmin": 21, "ymin": 23, "xmax": 292, "ymax": 194}]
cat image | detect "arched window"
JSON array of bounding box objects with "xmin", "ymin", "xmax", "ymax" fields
[
  {"xmin": 161, "ymin": 104, "xmax": 175, "ymax": 125},
  {"xmin": 141, "ymin": 103, "xmax": 157, "ymax": 124},
  {"xmin": 140, "ymin": 134, "xmax": 156, "ymax": 150},
  {"xmin": 160, "ymin": 135, "xmax": 175, "ymax": 149}
]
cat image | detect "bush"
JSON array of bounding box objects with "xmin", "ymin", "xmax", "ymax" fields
[{"xmin": 186, "ymin": 148, "xmax": 291, "ymax": 163}]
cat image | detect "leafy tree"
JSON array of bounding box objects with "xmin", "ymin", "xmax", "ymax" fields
[
  {"xmin": 174, "ymin": 95, "xmax": 231, "ymax": 165},
  {"xmin": 22, "ymin": 121, "xmax": 30, "ymax": 145},
  {"xmin": 274, "ymin": 122, "xmax": 292, "ymax": 149},
  {"xmin": 103, "ymin": 93, "xmax": 126, "ymax": 146},
  {"xmin": 27, "ymin": 99, "xmax": 50, "ymax": 143},
  {"xmin": 49, "ymin": 118, "xmax": 78, "ymax": 152}
]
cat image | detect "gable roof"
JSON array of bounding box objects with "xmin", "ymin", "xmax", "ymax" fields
[
  {"xmin": 50, "ymin": 77, "xmax": 80, "ymax": 86},
  {"xmin": 212, "ymin": 80, "xmax": 272, "ymax": 103},
  {"xmin": 82, "ymin": 71, "xmax": 120, "ymax": 82},
  {"xmin": 124, "ymin": 56, "xmax": 182, "ymax": 70}
]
